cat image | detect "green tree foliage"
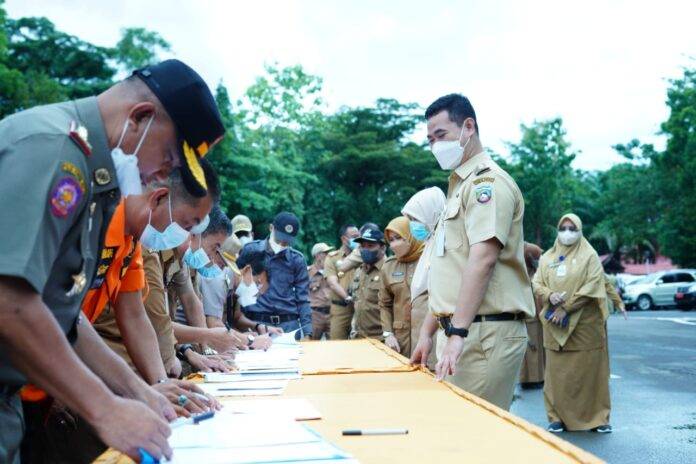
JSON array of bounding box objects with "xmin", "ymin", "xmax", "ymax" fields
[
  {"xmin": 0, "ymin": 6, "xmax": 169, "ymax": 117},
  {"xmin": 653, "ymin": 68, "xmax": 696, "ymax": 266},
  {"xmin": 114, "ymin": 27, "xmax": 170, "ymax": 70},
  {"xmin": 504, "ymin": 118, "xmax": 577, "ymax": 248},
  {"xmin": 1, "ymin": 2, "xmax": 694, "ymax": 264}
]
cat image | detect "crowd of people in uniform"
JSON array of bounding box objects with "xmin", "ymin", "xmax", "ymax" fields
[{"xmin": 0, "ymin": 59, "xmax": 627, "ymax": 464}]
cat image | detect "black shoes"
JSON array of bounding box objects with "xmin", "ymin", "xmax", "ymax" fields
[
  {"xmin": 547, "ymin": 422, "xmax": 565, "ymax": 433},
  {"xmin": 592, "ymin": 424, "xmax": 612, "ymax": 433}
]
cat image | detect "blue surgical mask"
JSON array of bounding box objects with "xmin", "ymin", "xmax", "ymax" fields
[
  {"xmin": 198, "ymin": 263, "xmax": 223, "ymax": 279},
  {"xmin": 409, "ymin": 221, "xmax": 429, "ymax": 241},
  {"xmin": 348, "ymin": 238, "xmax": 358, "ymax": 250},
  {"xmin": 360, "ymin": 248, "xmax": 381, "ymax": 265},
  {"xmin": 183, "ymin": 236, "xmax": 210, "ymax": 270},
  {"xmin": 190, "ymin": 214, "xmax": 210, "ymax": 235},
  {"xmin": 140, "ymin": 195, "xmax": 189, "ymax": 251}
]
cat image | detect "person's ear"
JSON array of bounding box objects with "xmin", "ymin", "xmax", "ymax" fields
[
  {"xmin": 148, "ymin": 187, "xmax": 169, "ymax": 210},
  {"xmin": 460, "ymin": 117, "xmax": 476, "ymax": 142},
  {"xmin": 128, "ymin": 102, "xmax": 156, "ymax": 130}
]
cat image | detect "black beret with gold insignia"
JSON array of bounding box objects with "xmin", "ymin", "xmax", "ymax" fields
[{"xmin": 133, "ymin": 59, "xmax": 225, "ymax": 197}]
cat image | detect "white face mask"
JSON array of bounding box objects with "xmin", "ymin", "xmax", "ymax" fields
[
  {"xmin": 430, "ymin": 124, "xmax": 471, "ymax": 170},
  {"xmin": 140, "ymin": 195, "xmax": 190, "ymax": 251},
  {"xmin": 558, "ymin": 230, "xmax": 581, "ymax": 246},
  {"xmin": 111, "ymin": 116, "xmax": 154, "ymax": 196},
  {"xmin": 239, "ymin": 236, "xmax": 252, "ymax": 246},
  {"xmin": 269, "ymin": 232, "xmax": 287, "ymax": 254}
]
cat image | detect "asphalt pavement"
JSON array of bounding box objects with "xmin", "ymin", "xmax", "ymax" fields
[{"xmin": 510, "ymin": 310, "xmax": 696, "ymax": 464}]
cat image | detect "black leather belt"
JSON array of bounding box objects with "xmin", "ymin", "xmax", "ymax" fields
[
  {"xmin": 245, "ymin": 311, "xmax": 299, "ymax": 325},
  {"xmin": 437, "ymin": 312, "xmax": 525, "ymax": 330},
  {"xmin": 312, "ymin": 306, "xmax": 330, "ymax": 314},
  {"xmin": 331, "ymin": 299, "xmax": 347, "ymax": 307}
]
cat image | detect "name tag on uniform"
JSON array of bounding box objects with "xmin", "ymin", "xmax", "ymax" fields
[
  {"xmin": 556, "ymin": 264, "xmax": 567, "ymax": 277},
  {"xmin": 392, "ymin": 272, "xmax": 404, "ymax": 277}
]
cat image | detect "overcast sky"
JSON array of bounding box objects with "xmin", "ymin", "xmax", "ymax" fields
[{"xmin": 6, "ymin": 0, "xmax": 695, "ymax": 170}]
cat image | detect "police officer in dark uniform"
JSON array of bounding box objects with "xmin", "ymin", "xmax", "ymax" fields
[
  {"xmin": 238, "ymin": 212, "xmax": 313, "ymax": 338},
  {"xmin": 0, "ymin": 59, "xmax": 225, "ymax": 463}
]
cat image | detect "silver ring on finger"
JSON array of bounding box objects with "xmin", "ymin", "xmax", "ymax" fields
[{"xmin": 178, "ymin": 394, "xmax": 188, "ymax": 407}]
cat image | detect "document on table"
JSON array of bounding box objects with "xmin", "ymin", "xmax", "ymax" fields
[
  {"xmin": 198, "ymin": 379, "xmax": 288, "ymax": 397},
  {"xmin": 223, "ymin": 398, "xmax": 322, "ymax": 421},
  {"xmin": 271, "ymin": 328, "xmax": 301, "ymax": 345},
  {"xmin": 166, "ymin": 411, "xmax": 354, "ymax": 463},
  {"xmin": 204, "ymin": 371, "xmax": 301, "ymax": 382},
  {"xmin": 169, "ymin": 411, "xmax": 320, "ymax": 449},
  {"xmin": 168, "ymin": 441, "xmax": 353, "ymax": 464}
]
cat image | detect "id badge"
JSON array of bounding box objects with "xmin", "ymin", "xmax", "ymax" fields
[{"xmin": 556, "ymin": 263, "xmax": 567, "ymax": 277}]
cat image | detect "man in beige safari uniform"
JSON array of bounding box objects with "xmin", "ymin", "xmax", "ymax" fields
[{"xmin": 411, "ymin": 94, "xmax": 534, "ymax": 411}]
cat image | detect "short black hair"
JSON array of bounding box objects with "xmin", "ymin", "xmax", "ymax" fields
[
  {"xmin": 339, "ymin": 223, "xmax": 358, "ymax": 237},
  {"xmin": 203, "ymin": 204, "xmax": 232, "ymax": 237},
  {"xmin": 360, "ymin": 222, "xmax": 379, "ymax": 234},
  {"xmin": 424, "ymin": 93, "xmax": 479, "ymax": 134},
  {"xmin": 200, "ymin": 158, "xmax": 221, "ymax": 203},
  {"xmin": 237, "ymin": 242, "xmax": 268, "ymax": 275}
]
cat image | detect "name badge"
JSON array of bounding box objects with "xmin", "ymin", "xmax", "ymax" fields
[
  {"xmin": 392, "ymin": 272, "xmax": 404, "ymax": 277},
  {"xmin": 556, "ymin": 264, "xmax": 567, "ymax": 277}
]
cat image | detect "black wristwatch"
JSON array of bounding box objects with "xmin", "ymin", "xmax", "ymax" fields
[
  {"xmin": 444, "ymin": 324, "xmax": 469, "ymax": 338},
  {"xmin": 176, "ymin": 344, "xmax": 194, "ymax": 360}
]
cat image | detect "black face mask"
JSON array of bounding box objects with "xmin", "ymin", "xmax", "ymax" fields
[{"xmin": 360, "ymin": 248, "xmax": 381, "ymax": 265}]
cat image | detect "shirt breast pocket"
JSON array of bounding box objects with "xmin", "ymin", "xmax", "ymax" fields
[
  {"xmin": 367, "ymin": 278, "xmax": 381, "ymax": 303},
  {"xmin": 443, "ymin": 198, "xmax": 464, "ymax": 251}
]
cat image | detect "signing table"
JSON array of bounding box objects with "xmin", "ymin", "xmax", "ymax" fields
[{"xmin": 95, "ymin": 339, "xmax": 603, "ymax": 464}]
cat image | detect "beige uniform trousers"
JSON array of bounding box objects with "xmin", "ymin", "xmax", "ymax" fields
[{"xmin": 436, "ymin": 319, "xmax": 527, "ymax": 410}]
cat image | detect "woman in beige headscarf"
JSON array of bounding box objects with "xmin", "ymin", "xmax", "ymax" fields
[
  {"xmin": 400, "ymin": 187, "xmax": 446, "ymax": 368},
  {"xmin": 533, "ymin": 213, "xmax": 611, "ymax": 433},
  {"xmin": 378, "ymin": 216, "xmax": 426, "ymax": 356}
]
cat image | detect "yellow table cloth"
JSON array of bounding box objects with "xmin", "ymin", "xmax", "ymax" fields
[{"xmin": 96, "ymin": 339, "xmax": 602, "ymax": 464}]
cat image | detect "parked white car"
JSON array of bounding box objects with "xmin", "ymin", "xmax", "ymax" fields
[{"xmin": 622, "ymin": 270, "xmax": 696, "ymax": 310}]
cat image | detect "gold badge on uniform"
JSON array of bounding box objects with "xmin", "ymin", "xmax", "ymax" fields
[
  {"xmin": 66, "ymin": 271, "xmax": 87, "ymax": 297},
  {"xmin": 94, "ymin": 168, "xmax": 111, "ymax": 185}
]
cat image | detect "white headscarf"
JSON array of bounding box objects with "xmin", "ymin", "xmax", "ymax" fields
[
  {"xmin": 401, "ymin": 187, "xmax": 446, "ymax": 233},
  {"xmin": 401, "ymin": 187, "xmax": 446, "ymax": 301}
]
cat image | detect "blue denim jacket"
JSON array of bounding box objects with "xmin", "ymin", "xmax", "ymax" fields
[{"xmin": 241, "ymin": 239, "xmax": 312, "ymax": 335}]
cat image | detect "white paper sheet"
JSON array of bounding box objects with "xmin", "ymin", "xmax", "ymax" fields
[
  {"xmin": 198, "ymin": 380, "xmax": 287, "ymax": 397},
  {"xmin": 222, "ymin": 399, "xmax": 322, "ymax": 421},
  {"xmin": 271, "ymin": 328, "xmax": 301, "ymax": 345},
  {"xmin": 204, "ymin": 371, "xmax": 302, "ymax": 383},
  {"xmin": 168, "ymin": 441, "xmax": 352, "ymax": 464},
  {"xmin": 169, "ymin": 412, "xmax": 320, "ymax": 450}
]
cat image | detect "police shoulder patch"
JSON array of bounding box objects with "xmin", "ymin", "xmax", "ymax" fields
[
  {"xmin": 60, "ymin": 161, "xmax": 87, "ymax": 191},
  {"xmin": 50, "ymin": 176, "xmax": 83, "ymax": 217}
]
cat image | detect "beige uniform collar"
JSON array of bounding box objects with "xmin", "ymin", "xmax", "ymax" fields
[{"xmin": 449, "ymin": 151, "xmax": 490, "ymax": 192}]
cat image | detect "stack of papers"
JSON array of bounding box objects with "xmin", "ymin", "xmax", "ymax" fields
[
  {"xmin": 199, "ymin": 379, "xmax": 288, "ymax": 397},
  {"xmin": 167, "ymin": 412, "xmax": 354, "ymax": 464}
]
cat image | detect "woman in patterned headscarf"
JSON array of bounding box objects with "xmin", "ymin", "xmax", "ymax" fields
[{"xmin": 378, "ymin": 216, "xmax": 426, "ymax": 356}]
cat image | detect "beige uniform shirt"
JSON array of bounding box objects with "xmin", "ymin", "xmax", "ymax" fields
[
  {"xmin": 308, "ymin": 265, "xmax": 331, "ymax": 308},
  {"xmin": 429, "ymin": 152, "xmax": 534, "ymax": 317},
  {"xmin": 354, "ymin": 257, "xmax": 386, "ymax": 339},
  {"xmin": 324, "ymin": 248, "xmax": 356, "ymax": 302},
  {"xmin": 379, "ymin": 257, "xmax": 428, "ymax": 356}
]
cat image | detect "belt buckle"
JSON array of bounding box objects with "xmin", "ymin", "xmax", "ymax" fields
[{"xmin": 270, "ymin": 315, "xmax": 281, "ymax": 325}]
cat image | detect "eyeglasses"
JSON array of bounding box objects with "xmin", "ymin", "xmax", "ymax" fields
[{"xmin": 558, "ymin": 226, "xmax": 578, "ymax": 232}]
